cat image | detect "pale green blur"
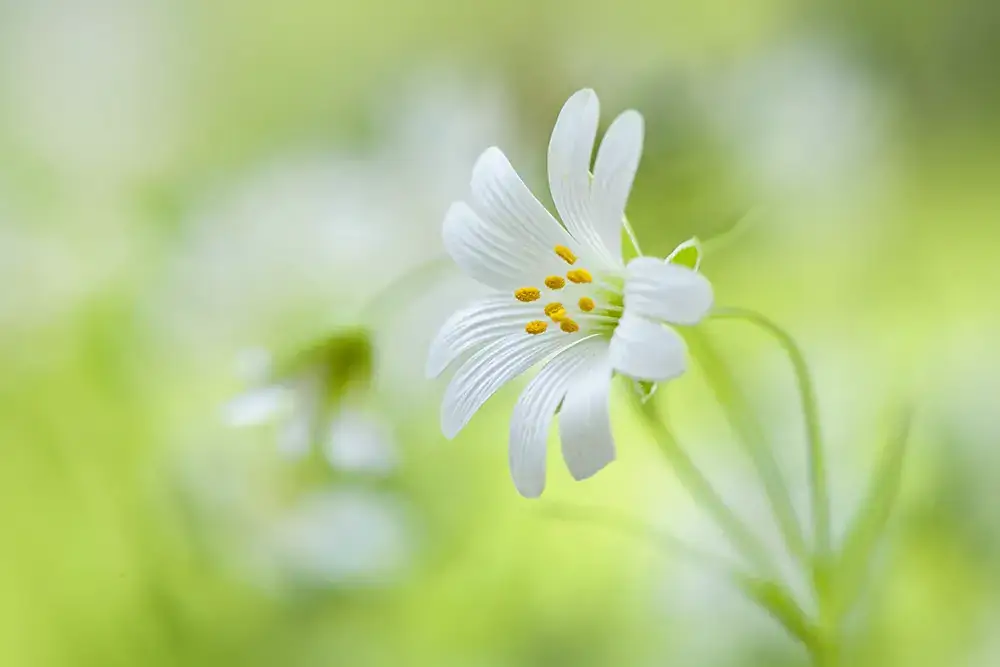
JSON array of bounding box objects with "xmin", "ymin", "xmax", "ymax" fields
[{"xmin": 1, "ymin": 0, "xmax": 999, "ymax": 665}]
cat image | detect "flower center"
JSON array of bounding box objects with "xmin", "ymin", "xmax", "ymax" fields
[{"xmin": 513, "ymin": 246, "xmax": 624, "ymax": 336}]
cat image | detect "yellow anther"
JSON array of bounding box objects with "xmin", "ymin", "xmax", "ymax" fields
[
  {"xmin": 544, "ymin": 275, "xmax": 566, "ymax": 290},
  {"xmin": 578, "ymin": 297, "xmax": 595, "ymax": 312},
  {"xmin": 525, "ymin": 320, "xmax": 548, "ymax": 335},
  {"xmin": 548, "ymin": 309, "xmax": 568, "ymax": 322},
  {"xmin": 560, "ymin": 319, "xmax": 580, "ymax": 333},
  {"xmin": 514, "ymin": 287, "xmax": 541, "ymax": 302},
  {"xmin": 553, "ymin": 245, "xmax": 577, "ymax": 265},
  {"xmin": 566, "ymin": 269, "xmax": 592, "ymax": 284},
  {"xmin": 543, "ymin": 302, "xmax": 564, "ymax": 317}
]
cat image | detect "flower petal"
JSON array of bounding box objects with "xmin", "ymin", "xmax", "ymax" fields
[
  {"xmin": 470, "ymin": 147, "xmax": 573, "ymax": 262},
  {"xmin": 440, "ymin": 333, "xmax": 578, "ymax": 439},
  {"xmin": 326, "ymin": 406, "xmax": 398, "ymax": 475},
  {"xmin": 559, "ymin": 348, "xmax": 615, "ymax": 481},
  {"xmin": 224, "ymin": 385, "xmax": 288, "ymax": 427},
  {"xmin": 508, "ymin": 339, "xmax": 600, "ymax": 497},
  {"xmin": 442, "ymin": 201, "xmax": 539, "ymax": 290},
  {"xmin": 547, "ymin": 89, "xmax": 616, "ymax": 266},
  {"xmin": 279, "ymin": 409, "xmax": 313, "ymax": 459},
  {"xmin": 426, "ymin": 295, "xmax": 537, "ymax": 378},
  {"xmin": 278, "ymin": 373, "xmax": 323, "ymax": 459},
  {"xmin": 591, "ymin": 110, "xmax": 644, "ymax": 263},
  {"xmin": 609, "ymin": 312, "xmax": 688, "ymax": 382},
  {"xmin": 624, "ymin": 257, "xmax": 714, "ymax": 325}
]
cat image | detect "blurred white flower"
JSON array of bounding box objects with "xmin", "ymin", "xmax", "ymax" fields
[
  {"xmin": 429, "ymin": 89, "xmax": 714, "ymax": 497},
  {"xmin": 225, "ymin": 333, "xmax": 396, "ymax": 473},
  {"xmin": 176, "ymin": 441, "xmax": 412, "ymax": 590},
  {"xmin": 326, "ymin": 405, "xmax": 397, "ymax": 475}
]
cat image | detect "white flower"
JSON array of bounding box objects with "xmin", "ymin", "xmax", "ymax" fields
[
  {"xmin": 225, "ymin": 336, "xmax": 397, "ymax": 473},
  {"xmin": 428, "ymin": 89, "xmax": 715, "ymax": 497}
]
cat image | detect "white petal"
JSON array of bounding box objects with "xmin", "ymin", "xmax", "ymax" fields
[
  {"xmin": 470, "ymin": 147, "xmax": 573, "ymax": 261},
  {"xmin": 547, "ymin": 89, "xmax": 616, "ymax": 266},
  {"xmin": 279, "ymin": 409, "xmax": 313, "ymax": 459},
  {"xmin": 442, "ymin": 201, "xmax": 539, "ymax": 290},
  {"xmin": 559, "ymin": 349, "xmax": 615, "ymax": 481},
  {"xmin": 278, "ymin": 374, "xmax": 322, "ymax": 459},
  {"xmin": 508, "ymin": 338, "xmax": 603, "ymax": 497},
  {"xmin": 609, "ymin": 312, "xmax": 688, "ymax": 382},
  {"xmin": 665, "ymin": 237, "xmax": 702, "ymax": 271},
  {"xmin": 624, "ymin": 256, "xmax": 714, "ymax": 325},
  {"xmin": 591, "ymin": 110, "xmax": 644, "ymax": 263},
  {"xmin": 440, "ymin": 333, "xmax": 578, "ymax": 440},
  {"xmin": 326, "ymin": 407, "xmax": 397, "ymax": 475},
  {"xmin": 426, "ymin": 295, "xmax": 537, "ymax": 378},
  {"xmin": 224, "ymin": 385, "xmax": 288, "ymax": 427}
]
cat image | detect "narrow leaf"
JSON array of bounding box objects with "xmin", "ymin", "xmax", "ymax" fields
[
  {"xmin": 834, "ymin": 408, "xmax": 913, "ymax": 619},
  {"xmin": 737, "ymin": 577, "xmax": 820, "ymax": 651}
]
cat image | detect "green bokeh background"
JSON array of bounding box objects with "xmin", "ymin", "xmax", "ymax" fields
[{"xmin": 2, "ymin": 0, "xmax": 999, "ymax": 665}]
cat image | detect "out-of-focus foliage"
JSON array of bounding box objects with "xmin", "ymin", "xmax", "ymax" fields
[{"xmin": 1, "ymin": 0, "xmax": 999, "ymax": 665}]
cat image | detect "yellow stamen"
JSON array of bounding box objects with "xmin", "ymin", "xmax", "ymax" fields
[
  {"xmin": 578, "ymin": 297, "xmax": 595, "ymax": 312},
  {"xmin": 514, "ymin": 287, "xmax": 541, "ymax": 302},
  {"xmin": 525, "ymin": 320, "xmax": 548, "ymax": 335},
  {"xmin": 549, "ymin": 309, "xmax": 568, "ymax": 322},
  {"xmin": 544, "ymin": 302, "xmax": 565, "ymax": 318},
  {"xmin": 560, "ymin": 319, "xmax": 580, "ymax": 333},
  {"xmin": 544, "ymin": 275, "xmax": 566, "ymax": 290},
  {"xmin": 553, "ymin": 245, "xmax": 577, "ymax": 264},
  {"xmin": 566, "ymin": 269, "xmax": 592, "ymax": 284}
]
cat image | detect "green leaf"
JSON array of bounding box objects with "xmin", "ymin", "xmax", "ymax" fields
[
  {"xmin": 834, "ymin": 408, "xmax": 913, "ymax": 620},
  {"xmin": 737, "ymin": 577, "xmax": 820, "ymax": 651}
]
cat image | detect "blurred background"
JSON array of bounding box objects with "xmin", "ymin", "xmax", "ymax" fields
[{"xmin": 2, "ymin": 0, "xmax": 999, "ymax": 665}]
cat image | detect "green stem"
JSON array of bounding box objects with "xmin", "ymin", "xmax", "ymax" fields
[
  {"xmin": 835, "ymin": 408, "xmax": 912, "ymax": 622},
  {"xmin": 539, "ymin": 502, "xmax": 748, "ymax": 581},
  {"xmin": 684, "ymin": 327, "xmax": 810, "ymax": 567},
  {"xmin": 359, "ymin": 256, "xmax": 454, "ymax": 325},
  {"xmin": 543, "ymin": 501, "xmax": 824, "ymax": 654},
  {"xmin": 710, "ymin": 308, "xmax": 831, "ymax": 560},
  {"xmin": 636, "ymin": 396, "xmax": 775, "ymax": 577},
  {"xmin": 636, "ymin": 389, "xmax": 829, "ymax": 657},
  {"xmin": 621, "ymin": 215, "xmax": 644, "ymax": 257}
]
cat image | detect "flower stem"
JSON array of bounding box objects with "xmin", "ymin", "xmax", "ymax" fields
[
  {"xmin": 710, "ymin": 308, "xmax": 831, "ymax": 560},
  {"xmin": 636, "ymin": 396, "xmax": 775, "ymax": 577},
  {"xmin": 542, "ymin": 502, "xmax": 824, "ymax": 654},
  {"xmin": 539, "ymin": 502, "xmax": 748, "ymax": 580},
  {"xmin": 360, "ymin": 256, "xmax": 455, "ymax": 325},
  {"xmin": 621, "ymin": 216, "xmax": 643, "ymax": 257},
  {"xmin": 683, "ymin": 327, "xmax": 810, "ymax": 567},
  {"xmin": 636, "ymin": 388, "xmax": 832, "ymax": 658}
]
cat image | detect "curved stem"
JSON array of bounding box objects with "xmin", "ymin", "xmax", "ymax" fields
[
  {"xmin": 637, "ymin": 396, "xmax": 825, "ymax": 651},
  {"xmin": 710, "ymin": 307, "xmax": 831, "ymax": 560},
  {"xmin": 636, "ymin": 396, "xmax": 775, "ymax": 577},
  {"xmin": 684, "ymin": 327, "xmax": 810, "ymax": 567},
  {"xmin": 622, "ymin": 216, "xmax": 643, "ymax": 257},
  {"xmin": 539, "ymin": 502, "xmax": 748, "ymax": 580},
  {"xmin": 359, "ymin": 256, "xmax": 454, "ymax": 325}
]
